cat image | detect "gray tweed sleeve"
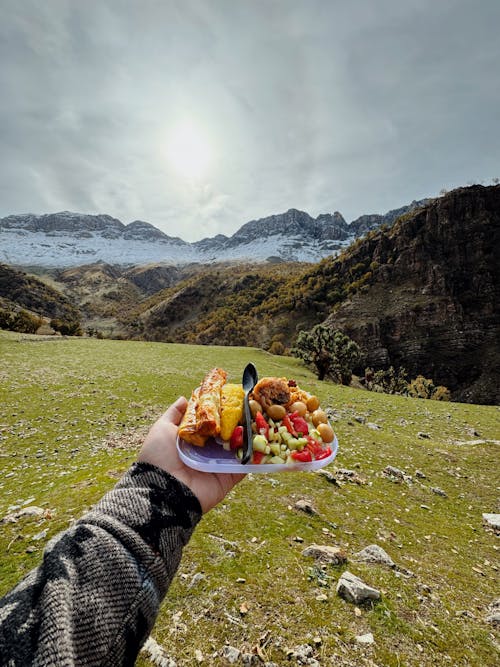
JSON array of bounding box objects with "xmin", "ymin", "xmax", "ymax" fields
[{"xmin": 0, "ymin": 462, "xmax": 202, "ymax": 667}]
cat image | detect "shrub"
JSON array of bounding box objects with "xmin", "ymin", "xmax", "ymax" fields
[
  {"xmin": 292, "ymin": 324, "xmax": 361, "ymax": 383},
  {"xmin": 407, "ymin": 375, "xmax": 450, "ymax": 401}
]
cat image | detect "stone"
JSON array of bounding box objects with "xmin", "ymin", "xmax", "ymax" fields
[
  {"xmin": 1, "ymin": 505, "xmax": 45, "ymax": 524},
  {"xmin": 294, "ymin": 499, "xmax": 317, "ymax": 515},
  {"xmin": 302, "ymin": 544, "xmax": 347, "ymax": 565},
  {"xmin": 336, "ymin": 571, "xmax": 381, "ymax": 604},
  {"xmin": 188, "ymin": 572, "xmax": 205, "ymax": 588},
  {"xmin": 194, "ymin": 649, "xmax": 204, "ymax": 663},
  {"xmin": 485, "ymin": 599, "xmax": 500, "ymax": 625},
  {"xmin": 355, "ymin": 633, "xmax": 375, "ymax": 645},
  {"xmin": 417, "ymin": 432, "xmax": 430, "ymax": 439},
  {"xmin": 482, "ymin": 513, "xmax": 500, "ymax": 532},
  {"xmin": 415, "ymin": 469, "xmax": 427, "ymax": 479},
  {"xmin": 141, "ymin": 637, "xmax": 177, "ymax": 667},
  {"xmin": 354, "ymin": 544, "xmax": 395, "ymax": 568},
  {"xmin": 366, "ymin": 422, "xmax": 381, "ymax": 430},
  {"xmin": 382, "ymin": 465, "xmax": 405, "ymax": 480},
  {"xmin": 221, "ymin": 645, "xmax": 241, "ymax": 664},
  {"xmin": 431, "ymin": 486, "xmax": 447, "ymax": 497}
]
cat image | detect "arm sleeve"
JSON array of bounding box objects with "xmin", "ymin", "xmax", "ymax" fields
[{"xmin": 0, "ymin": 462, "xmax": 202, "ymax": 667}]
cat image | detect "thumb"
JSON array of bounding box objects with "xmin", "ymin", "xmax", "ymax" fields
[{"xmin": 162, "ymin": 396, "xmax": 188, "ymax": 425}]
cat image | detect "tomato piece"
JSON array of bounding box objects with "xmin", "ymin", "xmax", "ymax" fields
[
  {"xmin": 315, "ymin": 446, "xmax": 332, "ymax": 461},
  {"xmin": 282, "ymin": 414, "xmax": 297, "ymax": 436},
  {"xmin": 252, "ymin": 450, "xmax": 265, "ymax": 464},
  {"xmin": 291, "ymin": 449, "xmax": 313, "ymax": 462},
  {"xmin": 229, "ymin": 425, "xmax": 244, "ymax": 450},
  {"xmin": 290, "ymin": 414, "xmax": 309, "ymax": 436},
  {"xmin": 255, "ymin": 411, "xmax": 269, "ymax": 439}
]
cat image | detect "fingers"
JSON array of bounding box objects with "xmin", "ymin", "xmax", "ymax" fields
[{"xmin": 162, "ymin": 396, "xmax": 188, "ymax": 425}]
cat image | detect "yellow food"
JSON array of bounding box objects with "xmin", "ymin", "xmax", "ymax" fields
[
  {"xmin": 266, "ymin": 404, "xmax": 287, "ymax": 421},
  {"xmin": 288, "ymin": 401, "xmax": 307, "ymax": 417},
  {"xmin": 306, "ymin": 395, "xmax": 320, "ymax": 411},
  {"xmin": 220, "ymin": 383, "xmax": 245, "ymax": 441},
  {"xmin": 312, "ymin": 409, "xmax": 328, "ymax": 426},
  {"xmin": 317, "ymin": 422, "xmax": 334, "ymax": 443}
]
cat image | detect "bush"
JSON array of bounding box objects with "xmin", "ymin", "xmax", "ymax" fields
[
  {"xmin": 50, "ymin": 318, "xmax": 83, "ymax": 336},
  {"xmin": 292, "ymin": 324, "xmax": 361, "ymax": 383},
  {"xmin": 407, "ymin": 375, "xmax": 450, "ymax": 401},
  {"xmin": 365, "ymin": 366, "xmax": 409, "ymax": 395},
  {"xmin": 0, "ymin": 308, "xmax": 41, "ymax": 334}
]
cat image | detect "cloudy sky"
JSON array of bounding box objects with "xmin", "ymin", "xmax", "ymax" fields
[{"xmin": 1, "ymin": 0, "xmax": 499, "ymax": 241}]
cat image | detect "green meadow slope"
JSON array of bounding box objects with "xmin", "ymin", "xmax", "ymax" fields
[{"xmin": 0, "ymin": 332, "xmax": 498, "ymax": 666}]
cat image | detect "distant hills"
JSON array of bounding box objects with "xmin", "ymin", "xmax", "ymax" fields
[
  {"xmin": 0, "ymin": 200, "xmax": 428, "ymax": 267},
  {"xmin": 1, "ymin": 185, "xmax": 498, "ymax": 404}
]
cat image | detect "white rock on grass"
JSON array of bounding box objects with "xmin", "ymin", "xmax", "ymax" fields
[
  {"xmin": 302, "ymin": 544, "xmax": 347, "ymax": 565},
  {"xmin": 294, "ymin": 499, "xmax": 317, "ymax": 515},
  {"xmin": 336, "ymin": 571, "xmax": 381, "ymax": 604},
  {"xmin": 485, "ymin": 599, "xmax": 500, "ymax": 625},
  {"xmin": 141, "ymin": 637, "xmax": 177, "ymax": 667},
  {"xmin": 482, "ymin": 513, "xmax": 500, "ymax": 532},
  {"xmin": 1, "ymin": 506, "xmax": 45, "ymax": 524},
  {"xmin": 354, "ymin": 544, "xmax": 395, "ymax": 568},
  {"xmin": 355, "ymin": 633, "xmax": 375, "ymax": 645},
  {"xmin": 221, "ymin": 645, "xmax": 241, "ymax": 664}
]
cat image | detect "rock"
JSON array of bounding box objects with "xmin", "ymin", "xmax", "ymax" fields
[
  {"xmin": 366, "ymin": 422, "xmax": 381, "ymax": 430},
  {"xmin": 32, "ymin": 529, "xmax": 48, "ymax": 541},
  {"xmin": 417, "ymin": 432, "xmax": 430, "ymax": 439},
  {"xmin": 1, "ymin": 506, "xmax": 45, "ymax": 524},
  {"xmin": 355, "ymin": 632, "xmax": 375, "ymax": 645},
  {"xmin": 288, "ymin": 644, "xmax": 320, "ymax": 666},
  {"xmin": 485, "ymin": 599, "xmax": 500, "ymax": 625},
  {"xmin": 188, "ymin": 572, "xmax": 205, "ymax": 588},
  {"xmin": 382, "ymin": 465, "xmax": 405, "ymax": 480},
  {"xmin": 431, "ymin": 486, "xmax": 447, "ymax": 497},
  {"xmin": 316, "ymin": 469, "xmax": 340, "ymax": 486},
  {"xmin": 302, "ymin": 544, "xmax": 347, "ymax": 565},
  {"xmin": 354, "ymin": 544, "xmax": 395, "ymax": 568},
  {"xmin": 241, "ymin": 655, "xmax": 261, "ymax": 666},
  {"xmin": 336, "ymin": 571, "xmax": 381, "ymax": 604},
  {"xmin": 482, "ymin": 513, "xmax": 500, "ymax": 533},
  {"xmin": 221, "ymin": 645, "xmax": 241, "ymax": 664},
  {"xmin": 315, "ymin": 593, "xmax": 328, "ymax": 601},
  {"xmin": 141, "ymin": 636, "xmax": 177, "ymax": 667},
  {"xmin": 194, "ymin": 649, "xmax": 204, "ymax": 663},
  {"xmin": 236, "ymin": 577, "xmax": 246, "ymax": 584},
  {"xmin": 294, "ymin": 499, "xmax": 317, "ymax": 515},
  {"xmin": 415, "ymin": 469, "xmax": 427, "ymax": 479}
]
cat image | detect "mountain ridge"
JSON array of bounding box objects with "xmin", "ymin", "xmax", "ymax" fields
[{"xmin": 0, "ymin": 199, "xmax": 429, "ymax": 268}]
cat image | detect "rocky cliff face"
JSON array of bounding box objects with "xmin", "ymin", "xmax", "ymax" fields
[{"xmin": 323, "ymin": 185, "xmax": 500, "ymax": 404}]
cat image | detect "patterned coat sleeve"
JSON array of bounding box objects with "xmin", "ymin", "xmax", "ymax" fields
[{"xmin": 0, "ymin": 462, "xmax": 202, "ymax": 666}]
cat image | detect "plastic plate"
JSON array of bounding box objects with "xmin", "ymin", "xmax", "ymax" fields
[{"xmin": 177, "ymin": 434, "xmax": 338, "ymax": 473}]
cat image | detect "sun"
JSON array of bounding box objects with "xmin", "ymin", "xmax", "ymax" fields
[{"xmin": 165, "ymin": 120, "xmax": 212, "ymax": 180}]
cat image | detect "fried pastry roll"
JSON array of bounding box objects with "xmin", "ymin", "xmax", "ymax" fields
[
  {"xmin": 178, "ymin": 388, "xmax": 208, "ymax": 447},
  {"xmin": 196, "ymin": 367, "xmax": 227, "ymax": 436}
]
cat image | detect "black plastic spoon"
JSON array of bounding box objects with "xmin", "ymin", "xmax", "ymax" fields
[{"xmin": 241, "ymin": 362, "xmax": 259, "ymax": 464}]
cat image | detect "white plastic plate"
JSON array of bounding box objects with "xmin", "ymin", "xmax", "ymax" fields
[{"xmin": 177, "ymin": 434, "xmax": 338, "ymax": 473}]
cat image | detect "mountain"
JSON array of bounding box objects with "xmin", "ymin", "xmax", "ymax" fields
[
  {"xmin": 0, "ymin": 263, "xmax": 80, "ymax": 323},
  {"xmin": 0, "ymin": 201, "xmax": 428, "ymax": 268},
  {"xmin": 132, "ymin": 185, "xmax": 499, "ymax": 404}
]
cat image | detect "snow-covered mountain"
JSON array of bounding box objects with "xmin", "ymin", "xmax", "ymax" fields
[{"xmin": 0, "ymin": 201, "xmax": 428, "ymax": 268}]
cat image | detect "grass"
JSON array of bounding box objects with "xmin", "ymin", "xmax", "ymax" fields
[{"xmin": 0, "ymin": 330, "xmax": 498, "ymax": 666}]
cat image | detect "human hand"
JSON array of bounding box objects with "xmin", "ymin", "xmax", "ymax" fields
[{"xmin": 138, "ymin": 396, "xmax": 246, "ymax": 513}]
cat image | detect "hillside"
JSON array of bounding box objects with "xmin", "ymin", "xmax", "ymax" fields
[
  {"xmin": 133, "ymin": 186, "xmax": 499, "ymax": 404},
  {"xmin": 0, "ymin": 263, "xmax": 80, "ymax": 323},
  {"xmin": 0, "ymin": 333, "xmax": 498, "ymax": 666}
]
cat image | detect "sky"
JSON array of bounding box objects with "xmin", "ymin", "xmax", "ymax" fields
[{"xmin": 1, "ymin": 0, "xmax": 499, "ymax": 241}]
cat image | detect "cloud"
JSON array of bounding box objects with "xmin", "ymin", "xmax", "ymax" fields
[{"xmin": 1, "ymin": 0, "xmax": 499, "ymax": 238}]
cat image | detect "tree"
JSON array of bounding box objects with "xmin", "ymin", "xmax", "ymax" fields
[{"xmin": 293, "ymin": 324, "xmax": 360, "ymax": 383}]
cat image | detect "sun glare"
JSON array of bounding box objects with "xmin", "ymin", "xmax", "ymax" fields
[{"xmin": 165, "ymin": 120, "xmax": 212, "ymax": 180}]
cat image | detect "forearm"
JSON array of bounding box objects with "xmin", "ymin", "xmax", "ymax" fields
[{"xmin": 0, "ymin": 462, "xmax": 201, "ymax": 666}]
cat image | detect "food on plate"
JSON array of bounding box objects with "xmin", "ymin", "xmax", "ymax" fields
[
  {"xmin": 220, "ymin": 383, "xmax": 245, "ymax": 441},
  {"xmin": 178, "ymin": 367, "xmax": 227, "ymax": 445},
  {"xmin": 178, "ymin": 369, "xmax": 334, "ymax": 465}
]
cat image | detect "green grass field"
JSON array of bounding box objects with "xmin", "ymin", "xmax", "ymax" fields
[{"xmin": 0, "ymin": 331, "xmax": 498, "ymax": 666}]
